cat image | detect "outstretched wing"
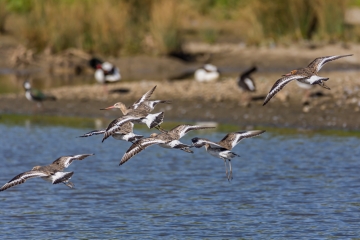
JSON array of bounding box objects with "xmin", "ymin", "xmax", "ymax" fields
[
  {"xmin": 78, "ymin": 130, "xmax": 105, "ymax": 138},
  {"xmin": 119, "ymin": 138, "xmax": 166, "ymax": 165},
  {"xmin": 102, "ymin": 116, "xmax": 141, "ymax": 142},
  {"xmin": 307, "ymin": 54, "xmax": 353, "ymax": 72},
  {"xmin": 51, "ymin": 172, "xmax": 74, "ymax": 184},
  {"xmin": 131, "ymin": 86, "xmax": 157, "ymax": 110},
  {"xmin": 52, "ymin": 153, "xmax": 95, "ymax": 169},
  {"xmin": 263, "ymin": 75, "xmax": 305, "ymax": 106},
  {"xmin": 191, "ymin": 137, "xmax": 224, "ymax": 148},
  {"xmin": 219, "ymin": 130, "xmax": 265, "ymax": 149},
  {"xmin": 170, "ymin": 125, "xmax": 215, "ymax": 139},
  {"xmin": 239, "ymin": 66, "xmax": 257, "ymax": 92},
  {"xmin": 0, "ymin": 171, "xmax": 48, "ymax": 191}
]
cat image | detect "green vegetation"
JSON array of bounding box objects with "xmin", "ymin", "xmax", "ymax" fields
[
  {"xmin": 0, "ymin": 114, "xmax": 95, "ymax": 129},
  {"xmin": 1, "ymin": 114, "xmax": 359, "ymax": 138},
  {"xmin": 0, "ymin": 0, "xmax": 359, "ymax": 55}
]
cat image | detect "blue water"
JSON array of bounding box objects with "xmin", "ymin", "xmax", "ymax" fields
[{"xmin": 1, "ymin": 123, "xmax": 360, "ymax": 239}]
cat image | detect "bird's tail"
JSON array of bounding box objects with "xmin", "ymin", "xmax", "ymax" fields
[
  {"xmin": 158, "ymin": 100, "xmax": 172, "ymax": 104},
  {"xmin": 44, "ymin": 95, "xmax": 57, "ymax": 101},
  {"xmin": 52, "ymin": 172, "xmax": 74, "ymax": 185},
  {"xmin": 127, "ymin": 134, "xmax": 144, "ymax": 143},
  {"xmin": 143, "ymin": 112, "xmax": 164, "ymax": 128}
]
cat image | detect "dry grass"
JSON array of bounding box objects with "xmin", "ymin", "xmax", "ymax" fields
[
  {"xmin": 148, "ymin": 0, "xmax": 182, "ymax": 54},
  {"xmin": 0, "ymin": 0, "xmax": 8, "ymax": 34},
  {"xmin": 3, "ymin": 0, "xmax": 356, "ymax": 55},
  {"xmin": 18, "ymin": 0, "xmax": 129, "ymax": 55}
]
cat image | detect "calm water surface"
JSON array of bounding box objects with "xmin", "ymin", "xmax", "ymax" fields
[{"xmin": 0, "ymin": 122, "xmax": 360, "ymax": 239}]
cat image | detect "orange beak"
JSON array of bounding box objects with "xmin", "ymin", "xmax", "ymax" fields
[
  {"xmin": 283, "ymin": 70, "xmax": 297, "ymax": 76},
  {"xmin": 100, "ymin": 105, "xmax": 115, "ymax": 110}
]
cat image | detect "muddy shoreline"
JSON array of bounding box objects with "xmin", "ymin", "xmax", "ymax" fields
[
  {"xmin": 0, "ymin": 42, "xmax": 360, "ymax": 130},
  {"xmin": 1, "ymin": 73, "xmax": 360, "ymax": 131}
]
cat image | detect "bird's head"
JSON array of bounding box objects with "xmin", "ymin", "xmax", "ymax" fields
[
  {"xmin": 150, "ymin": 133, "xmax": 158, "ymax": 138},
  {"xmin": 191, "ymin": 137, "xmax": 205, "ymax": 148},
  {"xmin": 23, "ymin": 81, "xmax": 31, "ymax": 90},
  {"xmin": 100, "ymin": 102, "xmax": 127, "ymax": 113}
]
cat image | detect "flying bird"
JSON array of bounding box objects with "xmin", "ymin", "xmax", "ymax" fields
[
  {"xmin": 263, "ymin": 54, "xmax": 353, "ymax": 106},
  {"xmin": 192, "ymin": 130, "xmax": 265, "ymax": 181},
  {"xmin": 0, "ymin": 154, "xmax": 94, "ymax": 191},
  {"xmin": 78, "ymin": 122, "xmax": 143, "ymax": 143},
  {"xmin": 100, "ymin": 86, "xmax": 168, "ymax": 142},
  {"xmin": 120, "ymin": 125, "xmax": 215, "ymax": 165}
]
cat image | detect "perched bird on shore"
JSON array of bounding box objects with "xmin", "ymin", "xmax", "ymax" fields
[
  {"xmin": 23, "ymin": 81, "xmax": 56, "ymax": 107},
  {"xmin": 194, "ymin": 64, "xmax": 220, "ymax": 82},
  {"xmin": 120, "ymin": 125, "xmax": 215, "ymax": 165},
  {"xmin": 192, "ymin": 130, "xmax": 265, "ymax": 181},
  {"xmin": 238, "ymin": 66, "xmax": 257, "ymax": 92},
  {"xmin": 0, "ymin": 154, "xmax": 94, "ymax": 191},
  {"xmin": 78, "ymin": 122, "xmax": 143, "ymax": 143},
  {"xmin": 263, "ymin": 54, "xmax": 353, "ymax": 106},
  {"xmin": 89, "ymin": 58, "xmax": 121, "ymax": 93}
]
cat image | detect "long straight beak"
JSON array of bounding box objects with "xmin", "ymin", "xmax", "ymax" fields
[{"xmin": 100, "ymin": 106, "xmax": 115, "ymax": 110}]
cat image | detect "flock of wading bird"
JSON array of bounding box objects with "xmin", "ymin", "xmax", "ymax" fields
[{"xmin": 0, "ymin": 54, "xmax": 353, "ymax": 191}]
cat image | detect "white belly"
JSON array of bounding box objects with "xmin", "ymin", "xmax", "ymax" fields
[
  {"xmin": 305, "ymin": 75, "xmax": 323, "ymax": 84},
  {"xmin": 105, "ymin": 68, "xmax": 121, "ymax": 82},
  {"xmin": 95, "ymin": 70, "xmax": 105, "ymax": 84},
  {"xmin": 194, "ymin": 69, "xmax": 219, "ymax": 82},
  {"xmin": 207, "ymin": 147, "xmax": 222, "ymax": 158},
  {"xmin": 25, "ymin": 91, "xmax": 33, "ymax": 101},
  {"xmin": 296, "ymin": 80, "xmax": 313, "ymax": 89},
  {"xmin": 158, "ymin": 143, "xmax": 172, "ymax": 149}
]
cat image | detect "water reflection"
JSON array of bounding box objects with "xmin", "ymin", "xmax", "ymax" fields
[{"xmin": 0, "ymin": 122, "xmax": 360, "ymax": 238}]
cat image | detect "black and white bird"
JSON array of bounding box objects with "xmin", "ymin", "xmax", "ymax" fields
[
  {"xmin": 78, "ymin": 122, "xmax": 143, "ymax": 143},
  {"xmin": 101, "ymin": 86, "xmax": 171, "ymax": 115},
  {"xmin": 0, "ymin": 154, "xmax": 94, "ymax": 191},
  {"xmin": 23, "ymin": 81, "xmax": 56, "ymax": 107},
  {"xmin": 192, "ymin": 130, "xmax": 265, "ymax": 181},
  {"xmin": 119, "ymin": 124, "xmax": 215, "ymax": 165},
  {"xmin": 238, "ymin": 66, "xmax": 257, "ymax": 92},
  {"xmin": 89, "ymin": 57, "xmax": 121, "ymax": 85},
  {"xmin": 194, "ymin": 64, "xmax": 220, "ymax": 82}
]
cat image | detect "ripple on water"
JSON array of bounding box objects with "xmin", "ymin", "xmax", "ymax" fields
[{"xmin": 0, "ymin": 124, "xmax": 360, "ymax": 238}]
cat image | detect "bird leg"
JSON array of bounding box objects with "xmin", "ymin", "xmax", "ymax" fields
[
  {"xmin": 180, "ymin": 147, "xmax": 193, "ymax": 153},
  {"xmin": 63, "ymin": 181, "xmax": 74, "ymax": 189},
  {"xmin": 155, "ymin": 125, "xmax": 167, "ymax": 133},
  {"xmin": 228, "ymin": 160, "xmax": 233, "ymax": 181},
  {"xmin": 318, "ymin": 81, "xmax": 330, "ymax": 90},
  {"xmin": 223, "ymin": 159, "xmax": 229, "ymax": 180}
]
